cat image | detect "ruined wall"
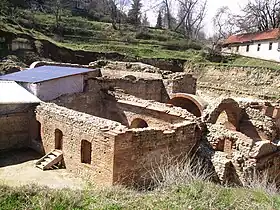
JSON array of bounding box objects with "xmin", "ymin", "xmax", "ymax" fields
[
  {"xmin": 115, "ymin": 101, "xmax": 184, "ymax": 128},
  {"xmin": 87, "ymin": 61, "xmax": 197, "ymax": 102},
  {"xmin": 53, "ymin": 90, "xmax": 193, "ymax": 130},
  {"xmin": 164, "ymin": 73, "xmax": 197, "ymax": 96},
  {"xmin": 101, "ymin": 69, "xmax": 162, "ymax": 80},
  {"xmin": 35, "ymin": 103, "xmax": 127, "ymax": 186},
  {"xmin": 113, "ymin": 122, "xmax": 199, "ymax": 185},
  {"xmin": 87, "ymin": 77, "xmax": 167, "ymax": 102},
  {"xmin": 0, "ymin": 104, "xmax": 36, "ymax": 151},
  {"xmin": 53, "ymin": 91, "xmax": 105, "ymax": 118}
]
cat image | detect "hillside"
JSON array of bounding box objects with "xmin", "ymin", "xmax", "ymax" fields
[{"xmin": 1, "ymin": 10, "xmax": 280, "ymax": 72}]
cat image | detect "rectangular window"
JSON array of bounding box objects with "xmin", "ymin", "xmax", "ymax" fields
[
  {"xmin": 257, "ymin": 44, "xmax": 261, "ymax": 51},
  {"xmin": 269, "ymin": 42, "xmax": 273, "ymax": 50},
  {"xmin": 246, "ymin": 45, "xmax": 250, "ymax": 52},
  {"xmin": 236, "ymin": 46, "xmax": 239, "ymax": 52},
  {"xmin": 81, "ymin": 140, "xmax": 92, "ymax": 164}
]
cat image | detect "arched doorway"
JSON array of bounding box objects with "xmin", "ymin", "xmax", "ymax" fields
[
  {"xmin": 168, "ymin": 93, "xmax": 207, "ymax": 117},
  {"xmin": 168, "ymin": 97, "xmax": 202, "ymax": 117},
  {"xmin": 207, "ymin": 98, "xmax": 241, "ymax": 131},
  {"xmin": 55, "ymin": 129, "xmax": 63, "ymax": 150},
  {"xmin": 215, "ymin": 110, "xmax": 237, "ymax": 131},
  {"xmin": 130, "ymin": 118, "xmax": 148, "ymax": 128}
]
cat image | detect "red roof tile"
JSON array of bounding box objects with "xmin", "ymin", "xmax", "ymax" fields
[{"xmin": 224, "ymin": 29, "xmax": 280, "ymax": 44}]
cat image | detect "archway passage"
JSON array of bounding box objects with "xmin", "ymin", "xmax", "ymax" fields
[
  {"xmin": 81, "ymin": 140, "xmax": 92, "ymax": 164},
  {"xmin": 55, "ymin": 129, "xmax": 63, "ymax": 150},
  {"xmin": 130, "ymin": 118, "xmax": 148, "ymax": 128},
  {"xmin": 208, "ymin": 98, "xmax": 241, "ymax": 131},
  {"xmin": 215, "ymin": 110, "xmax": 236, "ymax": 131},
  {"xmin": 168, "ymin": 97, "xmax": 202, "ymax": 117}
]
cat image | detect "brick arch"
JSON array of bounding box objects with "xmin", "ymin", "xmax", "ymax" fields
[
  {"xmin": 168, "ymin": 93, "xmax": 207, "ymax": 117},
  {"xmin": 208, "ymin": 99, "xmax": 241, "ymax": 131},
  {"xmin": 130, "ymin": 118, "xmax": 148, "ymax": 128}
]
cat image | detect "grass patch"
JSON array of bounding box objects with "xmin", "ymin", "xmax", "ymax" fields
[{"xmin": 0, "ymin": 182, "xmax": 280, "ymax": 209}]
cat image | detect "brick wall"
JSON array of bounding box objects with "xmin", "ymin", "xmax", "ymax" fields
[
  {"xmin": 87, "ymin": 77, "xmax": 167, "ymax": 102},
  {"xmin": 0, "ymin": 104, "xmax": 36, "ymax": 151},
  {"xmin": 115, "ymin": 101, "xmax": 185, "ymax": 128},
  {"xmin": 53, "ymin": 91, "xmax": 105, "ymax": 117},
  {"xmin": 163, "ymin": 74, "xmax": 197, "ymax": 96},
  {"xmin": 113, "ymin": 122, "xmax": 198, "ymax": 186},
  {"xmin": 35, "ymin": 103, "xmax": 127, "ymax": 186}
]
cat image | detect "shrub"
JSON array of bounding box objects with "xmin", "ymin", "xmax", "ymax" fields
[
  {"xmin": 135, "ymin": 31, "xmax": 152, "ymax": 40},
  {"xmin": 244, "ymin": 170, "xmax": 278, "ymax": 195},
  {"xmin": 147, "ymin": 154, "xmax": 213, "ymax": 190}
]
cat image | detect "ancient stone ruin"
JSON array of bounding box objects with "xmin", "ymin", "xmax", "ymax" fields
[{"xmin": 0, "ymin": 60, "xmax": 279, "ymax": 187}]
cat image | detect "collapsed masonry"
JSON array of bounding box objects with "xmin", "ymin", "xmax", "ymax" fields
[{"xmin": 0, "ymin": 60, "xmax": 279, "ymax": 187}]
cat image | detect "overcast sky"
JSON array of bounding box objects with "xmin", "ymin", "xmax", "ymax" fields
[{"xmin": 142, "ymin": 0, "xmax": 248, "ymax": 36}]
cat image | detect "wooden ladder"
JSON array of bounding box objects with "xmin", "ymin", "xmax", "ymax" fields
[{"xmin": 35, "ymin": 149, "xmax": 63, "ymax": 170}]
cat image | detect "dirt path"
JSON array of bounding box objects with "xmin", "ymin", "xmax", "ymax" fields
[{"xmin": 0, "ymin": 149, "xmax": 86, "ymax": 189}]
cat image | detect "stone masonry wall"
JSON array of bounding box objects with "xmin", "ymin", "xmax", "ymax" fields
[
  {"xmin": 0, "ymin": 104, "xmax": 36, "ymax": 151},
  {"xmin": 164, "ymin": 73, "xmax": 197, "ymax": 96},
  {"xmin": 35, "ymin": 103, "xmax": 127, "ymax": 186},
  {"xmin": 53, "ymin": 91, "xmax": 105, "ymax": 118},
  {"xmin": 87, "ymin": 77, "xmax": 167, "ymax": 102},
  {"xmin": 113, "ymin": 122, "xmax": 199, "ymax": 186}
]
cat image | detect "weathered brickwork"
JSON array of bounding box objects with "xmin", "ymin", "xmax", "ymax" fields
[
  {"xmin": 200, "ymin": 97, "xmax": 280, "ymax": 186},
  {"xmin": 1, "ymin": 61, "xmax": 278, "ymax": 188},
  {"xmin": 35, "ymin": 103, "xmax": 125, "ymax": 186},
  {"xmin": 0, "ymin": 104, "xmax": 37, "ymax": 151},
  {"xmin": 113, "ymin": 122, "xmax": 198, "ymax": 185},
  {"xmin": 35, "ymin": 100, "xmax": 198, "ymax": 186},
  {"xmin": 87, "ymin": 77, "xmax": 166, "ymax": 102}
]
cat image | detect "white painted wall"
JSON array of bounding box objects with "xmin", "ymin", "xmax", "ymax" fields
[
  {"xmin": 222, "ymin": 40, "xmax": 280, "ymax": 62},
  {"xmin": 22, "ymin": 75, "xmax": 84, "ymax": 101}
]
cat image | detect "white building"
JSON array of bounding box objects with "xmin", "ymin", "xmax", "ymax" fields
[
  {"xmin": 0, "ymin": 66, "xmax": 98, "ymax": 101},
  {"xmin": 222, "ymin": 29, "xmax": 280, "ymax": 62}
]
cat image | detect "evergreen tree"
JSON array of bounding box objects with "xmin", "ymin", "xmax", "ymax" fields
[
  {"xmin": 155, "ymin": 10, "xmax": 162, "ymax": 29},
  {"xmin": 142, "ymin": 13, "xmax": 150, "ymax": 27},
  {"xmin": 127, "ymin": 0, "xmax": 142, "ymax": 26}
]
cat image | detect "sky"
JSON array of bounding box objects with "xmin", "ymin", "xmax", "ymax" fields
[{"xmin": 142, "ymin": 0, "xmax": 248, "ymax": 36}]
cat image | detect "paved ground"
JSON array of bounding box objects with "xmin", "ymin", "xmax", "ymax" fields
[{"xmin": 0, "ymin": 149, "xmax": 86, "ymax": 189}]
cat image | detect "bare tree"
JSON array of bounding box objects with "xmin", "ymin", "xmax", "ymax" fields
[
  {"xmin": 213, "ymin": 6, "xmax": 235, "ymax": 40},
  {"xmin": 175, "ymin": 0, "xmax": 207, "ymax": 39},
  {"xmin": 162, "ymin": 0, "xmax": 172, "ymax": 29},
  {"xmin": 46, "ymin": 0, "xmax": 73, "ymax": 30},
  {"xmin": 108, "ymin": 0, "xmax": 130, "ymax": 30},
  {"xmin": 237, "ymin": 0, "xmax": 280, "ymax": 32}
]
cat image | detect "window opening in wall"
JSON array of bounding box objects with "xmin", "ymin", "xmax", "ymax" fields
[
  {"xmin": 55, "ymin": 129, "xmax": 63, "ymax": 150},
  {"xmin": 81, "ymin": 140, "xmax": 92, "ymax": 164},
  {"xmin": 257, "ymin": 44, "xmax": 261, "ymax": 51},
  {"xmin": 236, "ymin": 46, "xmax": 239, "ymax": 52},
  {"xmin": 130, "ymin": 118, "xmax": 148, "ymax": 128},
  {"xmin": 246, "ymin": 45, "xmax": 250, "ymax": 52},
  {"xmin": 35, "ymin": 121, "xmax": 42, "ymax": 141},
  {"xmin": 269, "ymin": 42, "xmax": 273, "ymax": 50}
]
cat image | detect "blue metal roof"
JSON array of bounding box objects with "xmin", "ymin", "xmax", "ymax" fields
[{"xmin": 0, "ymin": 66, "xmax": 97, "ymax": 83}]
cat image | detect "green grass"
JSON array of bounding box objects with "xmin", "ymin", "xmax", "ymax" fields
[
  {"xmin": 1, "ymin": 181, "xmax": 280, "ymax": 209},
  {"xmin": 229, "ymin": 56, "xmax": 280, "ymax": 70}
]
